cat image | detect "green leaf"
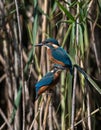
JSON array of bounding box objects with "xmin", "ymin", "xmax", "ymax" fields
[
  {"xmin": 56, "ymin": 0, "xmax": 75, "ymax": 22},
  {"xmin": 69, "ymin": 0, "xmax": 78, "ymax": 7},
  {"xmin": 24, "ymin": 48, "xmax": 34, "ymax": 74},
  {"xmin": 10, "ymin": 0, "xmax": 39, "ymax": 123},
  {"xmin": 98, "ymin": 0, "xmax": 101, "ymax": 12},
  {"xmin": 10, "ymin": 84, "xmax": 22, "ymax": 123},
  {"xmin": 62, "ymin": 24, "xmax": 72, "ymax": 48},
  {"xmin": 74, "ymin": 65, "xmax": 101, "ymax": 95},
  {"xmin": 38, "ymin": 6, "xmax": 50, "ymax": 19},
  {"xmin": 69, "ymin": 23, "xmax": 76, "ymax": 61},
  {"xmin": 78, "ymin": 24, "xmax": 84, "ymax": 56},
  {"xmin": 70, "ymin": 23, "xmax": 75, "ymax": 45},
  {"xmin": 83, "ymin": 23, "xmax": 89, "ymax": 51},
  {"xmin": 27, "ymin": 24, "xmax": 33, "ymax": 44},
  {"xmin": 87, "ymin": 75, "xmax": 101, "ymax": 95},
  {"xmin": 50, "ymin": 1, "xmax": 57, "ymax": 16}
]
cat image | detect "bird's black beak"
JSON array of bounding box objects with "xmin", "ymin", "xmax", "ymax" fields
[{"xmin": 34, "ymin": 43, "xmax": 43, "ymax": 47}]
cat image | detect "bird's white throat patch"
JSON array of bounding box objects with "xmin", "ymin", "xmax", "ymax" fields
[
  {"xmin": 52, "ymin": 44, "xmax": 58, "ymax": 48},
  {"xmin": 51, "ymin": 70, "xmax": 54, "ymax": 73}
]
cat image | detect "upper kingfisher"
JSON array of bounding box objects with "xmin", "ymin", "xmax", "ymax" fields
[
  {"xmin": 35, "ymin": 38, "xmax": 73, "ymax": 74},
  {"xmin": 35, "ymin": 64, "xmax": 65, "ymax": 99}
]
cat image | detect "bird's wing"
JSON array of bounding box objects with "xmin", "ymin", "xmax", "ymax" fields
[
  {"xmin": 35, "ymin": 72, "xmax": 54, "ymax": 92},
  {"xmin": 52, "ymin": 47, "xmax": 72, "ymax": 67}
]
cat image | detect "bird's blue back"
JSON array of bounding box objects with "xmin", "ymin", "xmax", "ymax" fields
[
  {"xmin": 35, "ymin": 72, "xmax": 54, "ymax": 93},
  {"xmin": 51, "ymin": 47, "xmax": 73, "ymax": 74}
]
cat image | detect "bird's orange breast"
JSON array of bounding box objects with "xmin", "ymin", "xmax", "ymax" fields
[
  {"xmin": 47, "ymin": 49, "xmax": 65, "ymax": 66},
  {"xmin": 38, "ymin": 86, "xmax": 48, "ymax": 96},
  {"xmin": 37, "ymin": 74, "xmax": 60, "ymax": 97}
]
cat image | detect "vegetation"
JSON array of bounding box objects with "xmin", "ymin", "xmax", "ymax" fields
[{"xmin": 0, "ymin": 0, "xmax": 101, "ymax": 130}]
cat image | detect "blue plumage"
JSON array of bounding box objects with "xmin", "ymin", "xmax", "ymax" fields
[
  {"xmin": 45, "ymin": 38, "xmax": 60, "ymax": 46},
  {"xmin": 35, "ymin": 38, "xmax": 73, "ymax": 74},
  {"xmin": 35, "ymin": 65, "xmax": 64, "ymax": 99},
  {"xmin": 35, "ymin": 71, "xmax": 54, "ymax": 94},
  {"xmin": 51, "ymin": 47, "xmax": 73, "ymax": 74}
]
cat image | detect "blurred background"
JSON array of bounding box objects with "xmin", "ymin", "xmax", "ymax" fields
[{"xmin": 0, "ymin": 0, "xmax": 101, "ymax": 130}]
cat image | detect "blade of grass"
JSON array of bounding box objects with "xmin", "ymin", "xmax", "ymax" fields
[
  {"xmin": 83, "ymin": 22, "xmax": 89, "ymax": 51},
  {"xmin": 78, "ymin": 24, "xmax": 84, "ymax": 57},
  {"xmin": 74, "ymin": 65, "xmax": 101, "ymax": 95},
  {"xmin": 56, "ymin": 0, "xmax": 75, "ymax": 22},
  {"xmin": 10, "ymin": 84, "xmax": 22, "ymax": 124},
  {"xmin": 69, "ymin": 23, "xmax": 76, "ymax": 59},
  {"xmin": 10, "ymin": 0, "xmax": 39, "ymax": 124},
  {"xmin": 62, "ymin": 24, "xmax": 72, "ymax": 48}
]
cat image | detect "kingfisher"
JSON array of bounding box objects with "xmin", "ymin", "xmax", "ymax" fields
[
  {"xmin": 35, "ymin": 64, "xmax": 65, "ymax": 99},
  {"xmin": 35, "ymin": 38, "xmax": 73, "ymax": 75}
]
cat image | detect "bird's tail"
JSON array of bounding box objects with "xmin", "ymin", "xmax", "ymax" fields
[
  {"xmin": 73, "ymin": 64, "xmax": 101, "ymax": 95},
  {"xmin": 73, "ymin": 64, "xmax": 88, "ymax": 80}
]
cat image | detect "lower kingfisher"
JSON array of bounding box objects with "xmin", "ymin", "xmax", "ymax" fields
[
  {"xmin": 35, "ymin": 64, "xmax": 65, "ymax": 99},
  {"xmin": 35, "ymin": 38, "xmax": 73, "ymax": 75}
]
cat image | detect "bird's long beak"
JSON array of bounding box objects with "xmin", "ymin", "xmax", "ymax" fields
[{"xmin": 34, "ymin": 43, "xmax": 43, "ymax": 47}]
